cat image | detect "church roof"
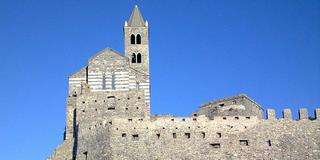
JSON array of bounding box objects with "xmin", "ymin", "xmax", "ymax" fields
[
  {"xmin": 88, "ymin": 47, "xmax": 126, "ymax": 62},
  {"xmin": 127, "ymin": 5, "xmax": 145, "ymax": 27},
  {"xmin": 200, "ymin": 94, "xmax": 263, "ymax": 110}
]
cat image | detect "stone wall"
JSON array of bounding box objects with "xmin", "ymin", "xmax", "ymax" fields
[{"xmin": 108, "ymin": 109, "xmax": 320, "ymax": 160}]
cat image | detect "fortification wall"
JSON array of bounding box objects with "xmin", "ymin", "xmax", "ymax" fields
[{"xmin": 108, "ymin": 108, "xmax": 320, "ymax": 160}]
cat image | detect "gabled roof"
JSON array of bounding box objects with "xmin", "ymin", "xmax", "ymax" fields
[
  {"xmin": 127, "ymin": 5, "xmax": 146, "ymax": 27},
  {"xmin": 68, "ymin": 66, "xmax": 87, "ymax": 78},
  {"xmin": 88, "ymin": 47, "xmax": 127, "ymax": 62},
  {"xmin": 200, "ymin": 94, "xmax": 263, "ymax": 110}
]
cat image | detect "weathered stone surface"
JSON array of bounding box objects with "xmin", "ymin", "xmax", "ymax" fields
[{"xmin": 48, "ymin": 6, "xmax": 320, "ymax": 160}]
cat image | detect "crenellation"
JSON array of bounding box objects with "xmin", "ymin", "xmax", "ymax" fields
[
  {"xmin": 266, "ymin": 109, "xmax": 276, "ymax": 120},
  {"xmin": 299, "ymin": 108, "xmax": 308, "ymax": 120},
  {"xmin": 282, "ymin": 108, "xmax": 292, "ymax": 120},
  {"xmin": 48, "ymin": 6, "xmax": 320, "ymax": 160}
]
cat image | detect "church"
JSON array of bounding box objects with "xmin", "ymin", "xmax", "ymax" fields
[{"xmin": 48, "ymin": 6, "xmax": 320, "ymax": 160}]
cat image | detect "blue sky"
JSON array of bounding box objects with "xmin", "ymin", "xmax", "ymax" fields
[{"xmin": 0, "ymin": 0, "xmax": 319, "ymax": 159}]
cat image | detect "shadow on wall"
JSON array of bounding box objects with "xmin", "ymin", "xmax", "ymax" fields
[{"xmin": 72, "ymin": 109, "xmax": 78, "ymax": 160}]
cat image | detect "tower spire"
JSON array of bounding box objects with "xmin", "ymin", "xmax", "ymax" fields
[{"xmin": 127, "ymin": 5, "xmax": 145, "ymax": 27}]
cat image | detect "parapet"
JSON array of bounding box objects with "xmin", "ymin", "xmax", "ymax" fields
[{"xmin": 265, "ymin": 108, "xmax": 319, "ymax": 121}]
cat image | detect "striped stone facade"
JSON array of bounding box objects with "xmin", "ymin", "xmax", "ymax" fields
[{"xmin": 68, "ymin": 48, "xmax": 151, "ymax": 108}]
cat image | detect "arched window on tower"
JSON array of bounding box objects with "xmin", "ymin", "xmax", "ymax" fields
[
  {"xmin": 137, "ymin": 53, "xmax": 142, "ymax": 63},
  {"xmin": 130, "ymin": 34, "xmax": 135, "ymax": 44},
  {"xmin": 131, "ymin": 53, "xmax": 136, "ymax": 63},
  {"xmin": 136, "ymin": 34, "xmax": 141, "ymax": 44}
]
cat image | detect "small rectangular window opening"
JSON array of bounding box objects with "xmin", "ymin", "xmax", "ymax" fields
[
  {"xmin": 185, "ymin": 133, "xmax": 191, "ymax": 139},
  {"xmin": 201, "ymin": 132, "xmax": 206, "ymax": 138},
  {"xmin": 217, "ymin": 132, "xmax": 222, "ymax": 138},
  {"xmin": 128, "ymin": 119, "xmax": 132, "ymax": 122},
  {"xmin": 156, "ymin": 133, "xmax": 160, "ymax": 139},
  {"xmin": 132, "ymin": 134, "xmax": 139, "ymax": 140},
  {"xmin": 210, "ymin": 143, "xmax": 221, "ymax": 148},
  {"xmin": 173, "ymin": 133, "xmax": 177, "ymax": 138},
  {"xmin": 107, "ymin": 107, "xmax": 115, "ymax": 110},
  {"xmin": 240, "ymin": 140, "xmax": 249, "ymax": 146},
  {"xmin": 122, "ymin": 133, "xmax": 127, "ymax": 137},
  {"xmin": 193, "ymin": 118, "xmax": 197, "ymax": 121},
  {"xmin": 235, "ymin": 117, "xmax": 239, "ymax": 120},
  {"xmin": 246, "ymin": 117, "xmax": 250, "ymax": 119},
  {"xmin": 223, "ymin": 117, "xmax": 227, "ymax": 120}
]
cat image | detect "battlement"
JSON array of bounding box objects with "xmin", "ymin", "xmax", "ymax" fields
[{"xmin": 265, "ymin": 108, "xmax": 320, "ymax": 120}]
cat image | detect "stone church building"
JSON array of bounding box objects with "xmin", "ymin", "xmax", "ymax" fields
[{"xmin": 48, "ymin": 6, "xmax": 320, "ymax": 160}]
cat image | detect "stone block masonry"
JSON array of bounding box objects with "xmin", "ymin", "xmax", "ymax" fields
[{"xmin": 48, "ymin": 5, "xmax": 320, "ymax": 160}]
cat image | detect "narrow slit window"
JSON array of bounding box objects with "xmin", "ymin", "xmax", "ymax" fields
[
  {"xmin": 201, "ymin": 132, "xmax": 206, "ymax": 138},
  {"xmin": 156, "ymin": 133, "xmax": 160, "ymax": 139},
  {"xmin": 185, "ymin": 133, "xmax": 191, "ymax": 139},
  {"xmin": 267, "ymin": 140, "xmax": 272, "ymax": 146}
]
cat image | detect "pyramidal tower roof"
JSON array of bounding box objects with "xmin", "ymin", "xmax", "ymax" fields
[{"xmin": 127, "ymin": 5, "xmax": 146, "ymax": 27}]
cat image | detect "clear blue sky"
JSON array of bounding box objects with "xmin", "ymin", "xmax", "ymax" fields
[{"xmin": 0, "ymin": 0, "xmax": 319, "ymax": 159}]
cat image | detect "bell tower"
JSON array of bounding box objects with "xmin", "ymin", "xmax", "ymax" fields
[{"xmin": 124, "ymin": 5, "xmax": 149, "ymax": 75}]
